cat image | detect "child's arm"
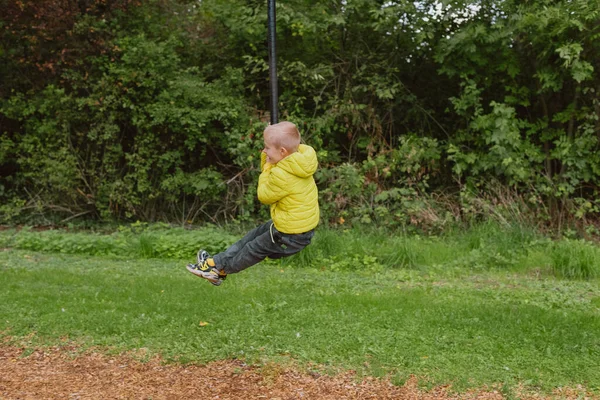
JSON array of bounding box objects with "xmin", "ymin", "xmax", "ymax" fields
[{"xmin": 257, "ymin": 156, "xmax": 288, "ymax": 205}]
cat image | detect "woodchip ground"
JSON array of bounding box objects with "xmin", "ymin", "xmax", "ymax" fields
[{"xmin": 0, "ymin": 346, "xmax": 596, "ymax": 400}]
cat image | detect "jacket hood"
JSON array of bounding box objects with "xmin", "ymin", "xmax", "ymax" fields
[{"xmin": 277, "ymin": 144, "xmax": 318, "ymax": 178}]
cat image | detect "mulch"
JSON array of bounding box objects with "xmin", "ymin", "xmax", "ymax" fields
[{"xmin": 0, "ymin": 346, "xmax": 595, "ymax": 400}]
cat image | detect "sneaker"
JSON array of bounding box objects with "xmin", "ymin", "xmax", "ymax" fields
[{"xmin": 186, "ymin": 249, "xmax": 227, "ymax": 286}]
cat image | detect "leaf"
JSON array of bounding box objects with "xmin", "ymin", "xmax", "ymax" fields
[{"xmin": 571, "ymin": 60, "xmax": 594, "ymax": 83}]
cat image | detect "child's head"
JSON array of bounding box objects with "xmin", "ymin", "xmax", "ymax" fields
[{"xmin": 262, "ymin": 121, "xmax": 301, "ymax": 164}]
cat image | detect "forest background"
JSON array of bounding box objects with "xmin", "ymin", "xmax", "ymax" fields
[{"xmin": 1, "ymin": 0, "xmax": 599, "ymax": 237}]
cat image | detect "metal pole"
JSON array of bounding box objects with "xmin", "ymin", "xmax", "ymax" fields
[{"xmin": 267, "ymin": 0, "xmax": 278, "ymax": 124}]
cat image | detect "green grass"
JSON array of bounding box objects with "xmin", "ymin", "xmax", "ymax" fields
[{"xmin": 1, "ymin": 231, "xmax": 599, "ymax": 395}]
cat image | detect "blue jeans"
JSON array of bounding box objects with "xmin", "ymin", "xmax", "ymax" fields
[{"xmin": 213, "ymin": 220, "xmax": 315, "ymax": 274}]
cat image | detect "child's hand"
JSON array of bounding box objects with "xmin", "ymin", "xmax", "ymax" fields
[
  {"xmin": 262, "ymin": 161, "xmax": 274, "ymax": 172},
  {"xmin": 260, "ymin": 151, "xmax": 275, "ymax": 171}
]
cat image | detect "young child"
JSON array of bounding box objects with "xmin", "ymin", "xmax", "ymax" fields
[{"xmin": 186, "ymin": 121, "xmax": 319, "ymax": 286}]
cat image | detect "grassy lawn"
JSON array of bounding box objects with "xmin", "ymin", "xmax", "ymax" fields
[{"xmin": 1, "ymin": 230, "xmax": 599, "ymax": 396}]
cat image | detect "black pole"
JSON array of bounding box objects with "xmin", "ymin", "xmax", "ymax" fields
[{"xmin": 267, "ymin": 0, "xmax": 278, "ymax": 124}]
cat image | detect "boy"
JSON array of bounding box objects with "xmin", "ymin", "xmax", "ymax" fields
[{"xmin": 186, "ymin": 121, "xmax": 319, "ymax": 286}]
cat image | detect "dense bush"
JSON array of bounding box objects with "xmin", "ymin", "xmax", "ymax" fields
[{"xmin": 1, "ymin": 0, "xmax": 599, "ymax": 235}]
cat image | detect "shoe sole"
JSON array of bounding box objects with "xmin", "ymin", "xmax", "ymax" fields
[{"xmin": 186, "ymin": 264, "xmax": 222, "ymax": 286}]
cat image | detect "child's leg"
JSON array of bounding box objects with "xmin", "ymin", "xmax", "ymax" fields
[
  {"xmin": 212, "ymin": 221, "xmax": 274, "ymax": 274},
  {"xmin": 269, "ymin": 230, "xmax": 315, "ymax": 261},
  {"xmin": 213, "ymin": 222, "xmax": 314, "ymax": 274}
]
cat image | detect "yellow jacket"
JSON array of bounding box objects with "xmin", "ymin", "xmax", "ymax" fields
[{"xmin": 258, "ymin": 144, "xmax": 320, "ymax": 234}]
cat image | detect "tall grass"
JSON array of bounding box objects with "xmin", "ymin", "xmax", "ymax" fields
[
  {"xmin": 287, "ymin": 221, "xmax": 548, "ymax": 273},
  {"xmin": 280, "ymin": 228, "xmax": 422, "ymax": 270},
  {"xmin": 551, "ymin": 239, "xmax": 599, "ymax": 279},
  {"xmin": 0, "ymin": 222, "xmax": 598, "ymax": 279}
]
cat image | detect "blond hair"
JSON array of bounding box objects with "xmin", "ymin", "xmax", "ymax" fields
[{"xmin": 264, "ymin": 121, "xmax": 301, "ymax": 153}]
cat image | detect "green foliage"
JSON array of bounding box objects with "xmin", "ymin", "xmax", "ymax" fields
[
  {"xmin": 316, "ymin": 135, "xmax": 446, "ymax": 231},
  {"xmin": 1, "ymin": 0, "xmax": 600, "ymax": 231},
  {"xmin": 439, "ymin": 0, "xmax": 600, "ymax": 227},
  {"xmin": 1, "ymin": 26, "xmax": 253, "ymax": 223}
]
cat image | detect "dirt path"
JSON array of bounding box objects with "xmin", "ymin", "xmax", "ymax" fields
[{"xmin": 0, "ymin": 346, "xmax": 595, "ymax": 400}]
